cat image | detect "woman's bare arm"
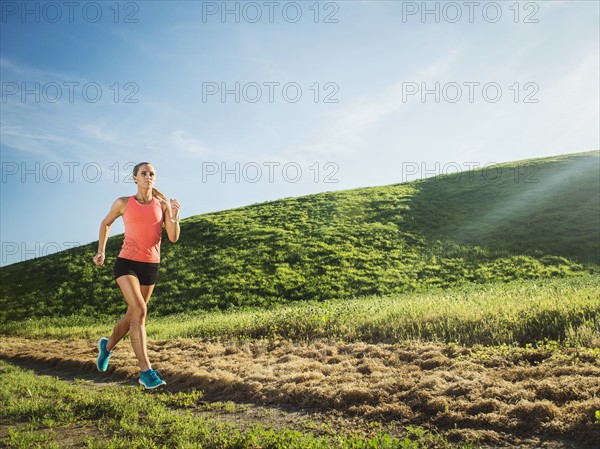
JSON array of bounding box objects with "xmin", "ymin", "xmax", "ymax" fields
[
  {"xmin": 161, "ymin": 198, "xmax": 181, "ymax": 243},
  {"xmin": 93, "ymin": 197, "xmax": 127, "ymax": 266}
]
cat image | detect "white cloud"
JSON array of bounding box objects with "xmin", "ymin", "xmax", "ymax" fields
[
  {"xmin": 0, "ymin": 125, "xmax": 77, "ymax": 159},
  {"xmin": 0, "ymin": 57, "xmax": 79, "ymax": 81},
  {"xmin": 77, "ymin": 123, "xmax": 126, "ymax": 146},
  {"xmin": 282, "ymin": 50, "xmax": 460, "ymax": 161},
  {"xmin": 167, "ymin": 129, "xmax": 213, "ymax": 157},
  {"xmin": 543, "ymin": 1, "xmax": 569, "ymax": 9},
  {"xmin": 543, "ymin": 48, "xmax": 600, "ymax": 145}
]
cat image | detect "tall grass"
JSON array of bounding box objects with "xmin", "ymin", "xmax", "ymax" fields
[{"xmin": 3, "ymin": 274, "xmax": 598, "ymax": 347}]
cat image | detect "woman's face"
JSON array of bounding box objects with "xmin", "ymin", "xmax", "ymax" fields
[{"xmin": 134, "ymin": 164, "xmax": 156, "ymax": 187}]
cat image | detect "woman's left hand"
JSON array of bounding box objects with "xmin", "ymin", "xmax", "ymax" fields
[{"xmin": 169, "ymin": 198, "xmax": 181, "ymax": 221}]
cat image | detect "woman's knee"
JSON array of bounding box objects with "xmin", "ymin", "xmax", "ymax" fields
[{"xmin": 128, "ymin": 304, "xmax": 147, "ymax": 322}]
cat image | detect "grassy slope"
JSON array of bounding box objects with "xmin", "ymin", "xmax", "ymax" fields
[{"xmin": 0, "ymin": 151, "xmax": 598, "ymax": 321}]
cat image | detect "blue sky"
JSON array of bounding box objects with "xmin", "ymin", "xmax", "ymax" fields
[{"xmin": 1, "ymin": 0, "xmax": 598, "ymax": 266}]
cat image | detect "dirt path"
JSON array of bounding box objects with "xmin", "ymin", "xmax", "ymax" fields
[
  {"xmin": 0, "ymin": 356, "xmax": 378, "ymax": 443},
  {"xmin": 1, "ymin": 337, "xmax": 598, "ymax": 448}
]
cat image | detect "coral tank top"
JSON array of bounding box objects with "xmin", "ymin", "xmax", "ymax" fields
[{"xmin": 118, "ymin": 196, "xmax": 163, "ymax": 263}]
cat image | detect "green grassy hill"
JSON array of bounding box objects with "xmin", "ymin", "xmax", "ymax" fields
[{"xmin": 0, "ymin": 151, "xmax": 598, "ymax": 322}]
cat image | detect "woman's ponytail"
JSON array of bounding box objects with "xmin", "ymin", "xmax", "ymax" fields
[{"xmin": 152, "ymin": 187, "xmax": 167, "ymax": 202}]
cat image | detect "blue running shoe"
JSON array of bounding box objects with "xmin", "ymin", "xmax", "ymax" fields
[
  {"xmin": 139, "ymin": 369, "xmax": 166, "ymax": 389},
  {"xmin": 96, "ymin": 337, "xmax": 112, "ymax": 372}
]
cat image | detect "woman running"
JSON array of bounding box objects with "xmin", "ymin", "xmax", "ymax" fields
[{"xmin": 92, "ymin": 162, "xmax": 180, "ymax": 389}]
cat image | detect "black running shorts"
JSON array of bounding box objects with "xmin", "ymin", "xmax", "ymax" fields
[{"xmin": 114, "ymin": 257, "xmax": 160, "ymax": 285}]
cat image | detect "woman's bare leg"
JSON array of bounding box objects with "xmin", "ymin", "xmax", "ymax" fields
[
  {"xmin": 106, "ymin": 316, "xmax": 129, "ymax": 352},
  {"xmin": 140, "ymin": 284, "xmax": 155, "ymax": 305},
  {"xmin": 115, "ymin": 275, "xmax": 151, "ymax": 371},
  {"xmin": 106, "ymin": 284, "xmax": 155, "ymax": 352}
]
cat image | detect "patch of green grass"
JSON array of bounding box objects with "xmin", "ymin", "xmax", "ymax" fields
[
  {"xmin": 5, "ymin": 425, "xmax": 61, "ymax": 449},
  {"xmin": 0, "ymin": 360, "xmax": 474, "ymax": 448}
]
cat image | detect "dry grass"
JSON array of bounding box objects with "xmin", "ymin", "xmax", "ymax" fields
[{"xmin": 1, "ymin": 336, "xmax": 599, "ymax": 446}]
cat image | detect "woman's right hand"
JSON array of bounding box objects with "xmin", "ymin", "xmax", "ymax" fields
[{"xmin": 93, "ymin": 253, "xmax": 105, "ymax": 266}]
